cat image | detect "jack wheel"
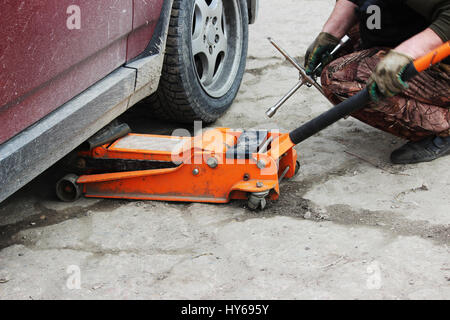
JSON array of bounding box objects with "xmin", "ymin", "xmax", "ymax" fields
[
  {"xmin": 247, "ymin": 191, "xmax": 269, "ymax": 211},
  {"xmin": 56, "ymin": 174, "xmax": 82, "ymax": 202},
  {"xmin": 294, "ymin": 160, "xmax": 301, "ymax": 177}
]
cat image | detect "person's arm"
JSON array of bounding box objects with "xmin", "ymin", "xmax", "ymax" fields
[
  {"xmin": 395, "ymin": 28, "xmax": 445, "ymax": 60},
  {"xmin": 322, "ymin": 0, "xmax": 358, "ymax": 39},
  {"xmin": 368, "ymin": 0, "xmax": 449, "ymax": 101},
  {"xmin": 397, "ymin": 0, "xmax": 449, "ymax": 58},
  {"xmin": 367, "ymin": 28, "xmax": 446, "ymax": 101}
]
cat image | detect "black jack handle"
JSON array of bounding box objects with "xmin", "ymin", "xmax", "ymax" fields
[{"xmin": 289, "ymin": 42, "xmax": 450, "ymax": 145}]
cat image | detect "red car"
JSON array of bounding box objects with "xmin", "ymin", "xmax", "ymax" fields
[{"xmin": 0, "ymin": 0, "xmax": 258, "ymax": 202}]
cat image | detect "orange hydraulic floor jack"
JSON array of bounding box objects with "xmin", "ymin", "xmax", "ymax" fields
[
  {"xmin": 56, "ymin": 41, "xmax": 449, "ymax": 209},
  {"xmin": 57, "ymin": 127, "xmax": 298, "ymax": 209}
]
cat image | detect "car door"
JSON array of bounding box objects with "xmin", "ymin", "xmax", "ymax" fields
[
  {"xmin": 0, "ymin": 0, "xmax": 133, "ymax": 144},
  {"xmin": 126, "ymin": 0, "xmax": 165, "ymax": 60}
]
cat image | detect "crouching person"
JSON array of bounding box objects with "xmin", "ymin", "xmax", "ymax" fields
[{"xmin": 305, "ymin": 0, "xmax": 450, "ymax": 164}]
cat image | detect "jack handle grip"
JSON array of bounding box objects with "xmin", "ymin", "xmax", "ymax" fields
[{"xmin": 289, "ymin": 41, "xmax": 450, "ymax": 145}]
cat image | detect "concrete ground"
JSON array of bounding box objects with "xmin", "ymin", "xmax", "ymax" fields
[{"xmin": 0, "ymin": 0, "xmax": 449, "ymax": 300}]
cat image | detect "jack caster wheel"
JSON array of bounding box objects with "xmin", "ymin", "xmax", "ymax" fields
[
  {"xmin": 56, "ymin": 174, "xmax": 82, "ymax": 202},
  {"xmin": 248, "ymin": 191, "xmax": 270, "ymax": 211},
  {"xmin": 294, "ymin": 160, "xmax": 301, "ymax": 177}
]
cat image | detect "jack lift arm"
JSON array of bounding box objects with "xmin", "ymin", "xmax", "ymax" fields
[{"xmin": 56, "ymin": 41, "xmax": 450, "ymax": 210}]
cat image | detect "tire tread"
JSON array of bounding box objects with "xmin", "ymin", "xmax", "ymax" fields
[{"xmin": 148, "ymin": 0, "xmax": 248, "ymax": 123}]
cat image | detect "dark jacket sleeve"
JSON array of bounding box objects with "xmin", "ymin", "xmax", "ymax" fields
[
  {"xmin": 345, "ymin": 0, "xmax": 363, "ymax": 7},
  {"xmin": 406, "ymin": 0, "xmax": 450, "ymax": 42}
]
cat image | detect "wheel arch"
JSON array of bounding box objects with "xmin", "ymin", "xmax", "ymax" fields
[{"xmin": 246, "ymin": 0, "xmax": 259, "ymax": 24}]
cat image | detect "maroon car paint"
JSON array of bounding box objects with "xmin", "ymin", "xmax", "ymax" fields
[
  {"xmin": 0, "ymin": 0, "xmax": 164, "ymax": 144},
  {"xmin": 127, "ymin": 0, "xmax": 164, "ymax": 60}
]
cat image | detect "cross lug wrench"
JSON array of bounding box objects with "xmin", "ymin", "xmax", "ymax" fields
[{"xmin": 266, "ymin": 36, "xmax": 349, "ymax": 118}]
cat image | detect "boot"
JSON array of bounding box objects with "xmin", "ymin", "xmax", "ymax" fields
[{"xmin": 391, "ymin": 136, "xmax": 450, "ymax": 164}]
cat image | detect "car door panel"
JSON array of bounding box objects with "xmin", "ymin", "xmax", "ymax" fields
[
  {"xmin": 0, "ymin": 0, "xmax": 133, "ymax": 144},
  {"xmin": 126, "ymin": 0, "xmax": 164, "ymax": 60}
]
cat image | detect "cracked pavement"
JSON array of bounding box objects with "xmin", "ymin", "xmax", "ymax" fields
[{"xmin": 0, "ymin": 0, "xmax": 449, "ymax": 299}]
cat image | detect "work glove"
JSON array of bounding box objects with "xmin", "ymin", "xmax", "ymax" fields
[
  {"xmin": 305, "ymin": 32, "xmax": 340, "ymax": 77},
  {"xmin": 367, "ymin": 50, "xmax": 413, "ymax": 102}
]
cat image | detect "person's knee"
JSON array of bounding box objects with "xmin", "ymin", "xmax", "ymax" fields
[{"xmin": 321, "ymin": 49, "xmax": 384, "ymax": 97}]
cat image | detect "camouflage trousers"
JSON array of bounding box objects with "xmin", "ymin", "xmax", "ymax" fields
[{"xmin": 321, "ymin": 36, "xmax": 450, "ymax": 141}]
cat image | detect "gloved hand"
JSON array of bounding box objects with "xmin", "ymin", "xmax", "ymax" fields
[
  {"xmin": 367, "ymin": 50, "xmax": 413, "ymax": 101},
  {"xmin": 305, "ymin": 32, "xmax": 340, "ymax": 77}
]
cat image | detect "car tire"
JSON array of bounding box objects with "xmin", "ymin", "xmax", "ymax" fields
[{"xmin": 148, "ymin": 0, "xmax": 249, "ymax": 123}]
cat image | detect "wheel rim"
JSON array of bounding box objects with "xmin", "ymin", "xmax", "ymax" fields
[{"xmin": 191, "ymin": 0, "xmax": 243, "ymax": 98}]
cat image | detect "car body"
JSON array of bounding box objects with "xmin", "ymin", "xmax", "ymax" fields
[{"xmin": 0, "ymin": 0, "xmax": 258, "ymax": 203}]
